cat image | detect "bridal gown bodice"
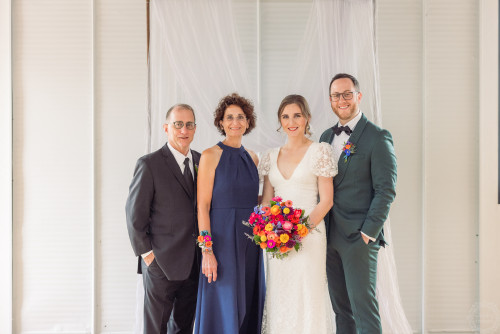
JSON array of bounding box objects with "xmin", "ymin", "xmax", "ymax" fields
[{"xmin": 259, "ymin": 142, "xmax": 337, "ymax": 334}]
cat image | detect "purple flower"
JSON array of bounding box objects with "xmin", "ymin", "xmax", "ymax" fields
[
  {"xmin": 345, "ymin": 150, "xmax": 351, "ymax": 156},
  {"xmin": 285, "ymin": 240, "xmax": 295, "ymax": 248}
]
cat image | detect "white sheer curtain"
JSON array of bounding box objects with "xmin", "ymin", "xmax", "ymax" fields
[
  {"xmin": 145, "ymin": 0, "xmax": 411, "ymax": 333},
  {"xmin": 149, "ymin": 0, "xmax": 279, "ymax": 152}
]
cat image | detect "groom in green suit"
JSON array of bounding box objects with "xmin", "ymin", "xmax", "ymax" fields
[{"xmin": 320, "ymin": 73, "xmax": 397, "ymax": 334}]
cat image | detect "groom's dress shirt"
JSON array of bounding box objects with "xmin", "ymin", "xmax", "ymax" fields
[
  {"xmin": 141, "ymin": 142, "xmax": 195, "ymax": 259},
  {"xmin": 331, "ymin": 111, "xmax": 375, "ymax": 242}
]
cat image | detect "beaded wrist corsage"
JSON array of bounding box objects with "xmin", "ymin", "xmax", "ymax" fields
[{"xmin": 197, "ymin": 230, "xmax": 213, "ymax": 254}]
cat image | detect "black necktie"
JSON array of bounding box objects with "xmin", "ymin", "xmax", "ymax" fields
[
  {"xmin": 334, "ymin": 125, "xmax": 352, "ymax": 136},
  {"xmin": 183, "ymin": 157, "xmax": 194, "ymax": 195}
]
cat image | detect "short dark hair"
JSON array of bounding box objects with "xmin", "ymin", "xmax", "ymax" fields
[
  {"xmin": 165, "ymin": 104, "xmax": 196, "ymax": 122},
  {"xmin": 277, "ymin": 94, "xmax": 312, "ymax": 136},
  {"xmin": 329, "ymin": 73, "xmax": 360, "ymax": 92},
  {"xmin": 213, "ymin": 93, "xmax": 256, "ymax": 136}
]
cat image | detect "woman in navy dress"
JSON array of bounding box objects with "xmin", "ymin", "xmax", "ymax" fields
[{"xmin": 195, "ymin": 93, "xmax": 265, "ymax": 334}]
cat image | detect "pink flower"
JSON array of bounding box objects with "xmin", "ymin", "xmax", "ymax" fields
[
  {"xmin": 271, "ymin": 196, "xmax": 282, "ymax": 202},
  {"xmin": 267, "ymin": 240, "xmax": 276, "ymax": 248},
  {"xmin": 282, "ymin": 221, "xmax": 293, "ymax": 231},
  {"xmin": 204, "ymin": 235, "xmax": 211, "ymax": 242}
]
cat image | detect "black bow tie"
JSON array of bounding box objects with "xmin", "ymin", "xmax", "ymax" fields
[{"xmin": 334, "ymin": 125, "xmax": 352, "ymax": 136}]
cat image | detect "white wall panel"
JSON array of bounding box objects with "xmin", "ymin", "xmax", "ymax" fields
[
  {"xmin": 377, "ymin": 0, "xmax": 423, "ymax": 331},
  {"xmin": 12, "ymin": 1, "xmax": 93, "ymax": 332},
  {"xmin": 94, "ymin": 0, "xmax": 147, "ymax": 332},
  {"xmin": 0, "ymin": 0, "xmax": 13, "ymax": 332},
  {"xmin": 479, "ymin": 1, "xmax": 500, "ymax": 334},
  {"xmin": 424, "ymin": 0, "xmax": 479, "ymax": 332}
]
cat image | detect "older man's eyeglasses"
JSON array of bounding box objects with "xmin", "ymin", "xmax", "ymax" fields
[
  {"xmin": 170, "ymin": 121, "xmax": 196, "ymax": 130},
  {"xmin": 330, "ymin": 91, "xmax": 358, "ymax": 101}
]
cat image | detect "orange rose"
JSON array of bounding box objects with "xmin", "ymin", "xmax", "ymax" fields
[
  {"xmin": 205, "ymin": 241, "xmax": 213, "ymax": 247},
  {"xmin": 345, "ymin": 144, "xmax": 351, "ymax": 149},
  {"xmin": 197, "ymin": 236, "xmax": 205, "ymax": 242},
  {"xmin": 260, "ymin": 242, "xmax": 267, "ymax": 249},
  {"xmin": 270, "ymin": 205, "xmax": 281, "ymax": 215},
  {"xmin": 280, "ymin": 246, "xmax": 288, "ymax": 253}
]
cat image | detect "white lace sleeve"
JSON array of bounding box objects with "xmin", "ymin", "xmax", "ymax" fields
[
  {"xmin": 312, "ymin": 142, "xmax": 338, "ymax": 177},
  {"xmin": 258, "ymin": 149, "xmax": 272, "ymax": 182}
]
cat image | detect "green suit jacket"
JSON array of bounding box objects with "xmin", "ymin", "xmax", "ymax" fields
[{"xmin": 319, "ymin": 114, "xmax": 397, "ymax": 246}]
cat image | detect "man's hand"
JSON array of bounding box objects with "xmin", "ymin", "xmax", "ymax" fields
[
  {"xmin": 144, "ymin": 251, "xmax": 155, "ymax": 266},
  {"xmin": 361, "ymin": 233, "xmax": 370, "ymax": 245}
]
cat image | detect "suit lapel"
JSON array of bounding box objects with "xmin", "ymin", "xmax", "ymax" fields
[
  {"xmin": 327, "ymin": 125, "xmax": 337, "ymax": 144},
  {"xmin": 334, "ymin": 114, "xmax": 368, "ymax": 185},
  {"xmin": 161, "ymin": 144, "xmax": 193, "ymax": 199}
]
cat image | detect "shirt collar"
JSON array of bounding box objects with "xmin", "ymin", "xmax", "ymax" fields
[
  {"xmin": 167, "ymin": 142, "xmax": 192, "ymax": 167},
  {"xmin": 337, "ymin": 111, "xmax": 363, "ymax": 130}
]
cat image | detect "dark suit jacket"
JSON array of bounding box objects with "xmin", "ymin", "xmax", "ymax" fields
[
  {"xmin": 126, "ymin": 143, "xmax": 201, "ymax": 281},
  {"xmin": 319, "ymin": 114, "xmax": 397, "ymax": 246}
]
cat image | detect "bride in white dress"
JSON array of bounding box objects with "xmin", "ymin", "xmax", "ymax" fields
[{"xmin": 259, "ymin": 95, "xmax": 338, "ymax": 333}]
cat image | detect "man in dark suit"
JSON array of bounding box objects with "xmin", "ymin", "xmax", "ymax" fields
[
  {"xmin": 320, "ymin": 73, "xmax": 397, "ymax": 334},
  {"xmin": 126, "ymin": 104, "xmax": 201, "ymax": 334}
]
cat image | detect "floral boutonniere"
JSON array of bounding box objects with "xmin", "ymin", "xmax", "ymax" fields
[
  {"xmin": 194, "ymin": 164, "xmax": 199, "ymax": 174},
  {"xmin": 342, "ymin": 141, "xmax": 356, "ymax": 163}
]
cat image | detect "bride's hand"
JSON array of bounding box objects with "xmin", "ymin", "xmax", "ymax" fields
[{"xmin": 202, "ymin": 252, "xmax": 218, "ymax": 283}]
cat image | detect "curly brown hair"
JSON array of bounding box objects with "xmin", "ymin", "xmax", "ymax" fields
[{"xmin": 213, "ymin": 93, "xmax": 256, "ymax": 136}]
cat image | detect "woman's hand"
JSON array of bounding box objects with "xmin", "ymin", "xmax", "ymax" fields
[{"xmin": 202, "ymin": 252, "xmax": 218, "ymax": 283}]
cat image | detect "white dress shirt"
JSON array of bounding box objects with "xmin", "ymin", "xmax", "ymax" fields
[
  {"xmin": 331, "ymin": 111, "xmax": 375, "ymax": 242},
  {"xmin": 167, "ymin": 142, "xmax": 195, "ymax": 177},
  {"xmin": 332, "ymin": 111, "xmax": 363, "ymax": 163},
  {"xmin": 141, "ymin": 143, "xmax": 194, "ymax": 258}
]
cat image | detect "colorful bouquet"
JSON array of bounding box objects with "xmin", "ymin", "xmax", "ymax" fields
[{"xmin": 242, "ymin": 196, "xmax": 314, "ymax": 259}]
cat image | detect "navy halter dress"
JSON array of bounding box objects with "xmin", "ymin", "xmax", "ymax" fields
[{"xmin": 194, "ymin": 142, "xmax": 265, "ymax": 334}]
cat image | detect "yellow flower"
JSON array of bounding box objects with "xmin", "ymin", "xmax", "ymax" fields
[
  {"xmin": 297, "ymin": 224, "xmax": 303, "ymax": 231},
  {"xmin": 265, "ymin": 223, "xmax": 273, "ymax": 232},
  {"xmin": 283, "ymin": 207, "xmax": 290, "ymax": 214},
  {"xmin": 260, "ymin": 235, "xmax": 267, "ymax": 242},
  {"xmin": 280, "ymin": 234, "xmax": 290, "ymax": 243}
]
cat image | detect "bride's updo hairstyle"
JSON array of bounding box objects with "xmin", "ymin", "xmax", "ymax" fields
[
  {"xmin": 277, "ymin": 94, "xmax": 312, "ymax": 136},
  {"xmin": 213, "ymin": 93, "xmax": 256, "ymax": 136}
]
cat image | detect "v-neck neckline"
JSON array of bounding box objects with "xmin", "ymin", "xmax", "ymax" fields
[{"xmin": 276, "ymin": 142, "xmax": 313, "ymax": 181}]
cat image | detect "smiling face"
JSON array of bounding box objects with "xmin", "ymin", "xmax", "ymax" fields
[
  {"xmin": 163, "ymin": 107, "xmax": 196, "ymax": 155},
  {"xmin": 219, "ymin": 105, "xmax": 249, "ymax": 139},
  {"xmin": 329, "ymin": 77, "xmax": 362, "ymax": 125},
  {"xmin": 280, "ymin": 103, "xmax": 309, "ymax": 138}
]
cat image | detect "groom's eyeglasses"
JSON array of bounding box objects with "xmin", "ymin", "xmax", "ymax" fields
[
  {"xmin": 330, "ymin": 91, "xmax": 358, "ymax": 101},
  {"xmin": 170, "ymin": 121, "xmax": 196, "ymax": 130}
]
